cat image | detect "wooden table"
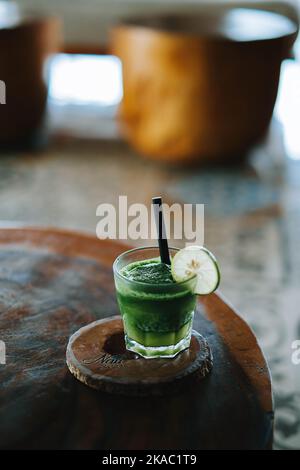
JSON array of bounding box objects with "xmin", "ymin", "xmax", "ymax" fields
[{"xmin": 0, "ymin": 227, "xmax": 273, "ymax": 450}]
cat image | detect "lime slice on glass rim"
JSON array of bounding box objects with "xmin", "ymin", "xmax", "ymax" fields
[{"xmin": 171, "ymin": 246, "xmax": 220, "ymax": 295}]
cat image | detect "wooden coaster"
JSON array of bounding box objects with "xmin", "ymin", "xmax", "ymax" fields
[{"xmin": 66, "ymin": 315, "xmax": 213, "ymax": 396}]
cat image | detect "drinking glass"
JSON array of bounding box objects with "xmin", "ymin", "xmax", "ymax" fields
[{"xmin": 113, "ymin": 247, "xmax": 197, "ymax": 358}]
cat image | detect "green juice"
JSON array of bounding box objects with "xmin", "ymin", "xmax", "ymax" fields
[{"xmin": 115, "ymin": 258, "xmax": 197, "ymax": 358}]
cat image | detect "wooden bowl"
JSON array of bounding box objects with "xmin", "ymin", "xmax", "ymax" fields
[
  {"xmin": 111, "ymin": 8, "xmax": 298, "ymax": 164},
  {"xmin": 0, "ymin": 14, "xmax": 62, "ymax": 147}
]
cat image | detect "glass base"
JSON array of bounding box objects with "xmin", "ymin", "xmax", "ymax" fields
[{"xmin": 125, "ymin": 333, "xmax": 192, "ymax": 359}]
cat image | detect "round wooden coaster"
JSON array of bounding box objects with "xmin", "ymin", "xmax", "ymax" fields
[{"xmin": 66, "ymin": 315, "xmax": 213, "ymax": 396}]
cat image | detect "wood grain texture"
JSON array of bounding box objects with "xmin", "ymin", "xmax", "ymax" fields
[
  {"xmin": 66, "ymin": 316, "xmax": 213, "ymax": 395},
  {"xmin": 0, "ymin": 227, "xmax": 273, "ymax": 450}
]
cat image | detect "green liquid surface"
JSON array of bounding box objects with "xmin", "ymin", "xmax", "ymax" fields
[{"xmin": 121, "ymin": 259, "xmax": 175, "ymax": 284}]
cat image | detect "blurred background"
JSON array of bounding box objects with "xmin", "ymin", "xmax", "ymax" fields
[{"xmin": 0, "ymin": 0, "xmax": 300, "ymax": 449}]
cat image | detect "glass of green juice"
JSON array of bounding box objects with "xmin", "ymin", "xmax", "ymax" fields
[{"xmin": 113, "ymin": 247, "xmax": 197, "ymax": 359}]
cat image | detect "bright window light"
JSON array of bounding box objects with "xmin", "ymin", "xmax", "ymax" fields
[
  {"xmin": 275, "ymin": 60, "xmax": 300, "ymax": 160},
  {"xmin": 49, "ymin": 54, "xmax": 123, "ymax": 106}
]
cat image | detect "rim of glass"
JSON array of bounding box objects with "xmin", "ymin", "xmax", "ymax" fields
[{"xmin": 113, "ymin": 246, "xmax": 197, "ymax": 287}]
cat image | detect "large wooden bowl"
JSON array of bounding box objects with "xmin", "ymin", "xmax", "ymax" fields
[
  {"xmin": 111, "ymin": 8, "xmax": 298, "ymax": 164},
  {"xmin": 0, "ymin": 14, "xmax": 61, "ymax": 147}
]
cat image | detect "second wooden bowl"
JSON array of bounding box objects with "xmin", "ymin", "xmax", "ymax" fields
[
  {"xmin": 0, "ymin": 14, "xmax": 62, "ymax": 148},
  {"xmin": 111, "ymin": 8, "xmax": 298, "ymax": 164}
]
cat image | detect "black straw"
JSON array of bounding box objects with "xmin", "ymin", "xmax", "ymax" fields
[{"xmin": 152, "ymin": 197, "xmax": 171, "ymax": 265}]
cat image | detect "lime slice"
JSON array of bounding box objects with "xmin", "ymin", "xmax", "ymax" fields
[{"xmin": 171, "ymin": 246, "xmax": 220, "ymax": 295}]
